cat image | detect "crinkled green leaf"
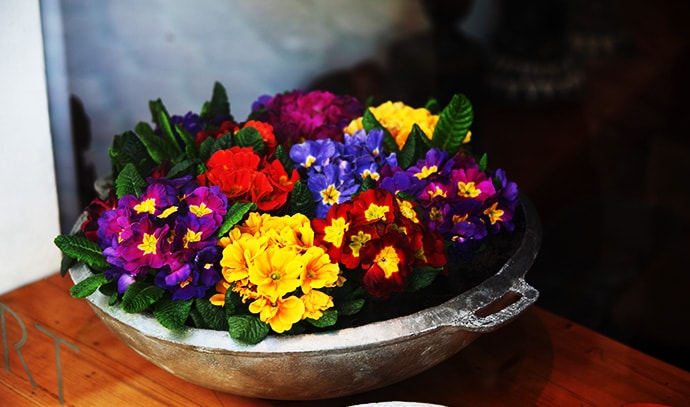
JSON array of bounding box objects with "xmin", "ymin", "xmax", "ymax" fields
[
  {"xmin": 154, "ymin": 297, "xmax": 192, "ymax": 330},
  {"xmin": 227, "ymin": 315, "xmax": 269, "ymax": 344},
  {"xmin": 201, "ymin": 81, "xmax": 231, "ymax": 120},
  {"xmin": 114, "ymin": 163, "xmax": 146, "ymax": 199},
  {"xmin": 59, "ymin": 254, "xmax": 76, "ymax": 277},
  {"xmin": 234, "ymin": 126, "xmax": 265, "ymax": 155},
  {"xmin": 288, "ymin": 180, "xmax": 316, "ymax": 218},
  {"xmin": 121, "ymin": 282, "xmax": 165, "ymax": 314},
  {"xmin": 70, "ymin": 273, "xmax": 110, "ymax": 298},
  {"xmin": 357, "ymin": 175, "xmax": 377, "ymax": 194},
  {"xmin": 274, "ymin": 144, "xmax": 293, "ymax": 173},
  {"xmin": 338, "ymin": 298, "xmax": 365, "ymax": 316},
  {"xmin": 167, "ymin": 158, "xmax": 202, "ymax": 179},
  {"xmin": 135, "ymin": 121, "xmax": 170, "ymax": 165},
  {"xmin": 54, "ymin": 234, "xmax": 111, "ymax": 272},
  {"xmin": 109, "ymin": 130, "xmax": 153, "ymax": 177},
  {"xmin": 407, "ymin": 266, "xmax": 442, "ymax": 292},
  {"xmin": 398, "ymin": 123, "xmax": 432, "ymax": 169},
  {"xmin": 306, "ymin": 309, "xmax": 338, "ymax": 328},
  {"xmin": 432, "ymin": 93, "xmax": 473, "ymax": 155},
  {"xmin": 198, "ymin": 136, "xmax": 217, "ymax": 162},
  {"xmin": 149, "ymin": 99, "xmax": 182, "ymax": 157},
  {"xmin": 175, "ymin": 124, "xmax": 198, "ymax": 158},
  {"xmin": 194, "ymin": 298, "xmax": 229, "ymax": 331},
  {"xmin": 216, "ymin": 201, "xmax": 257, "ymax": 238}
]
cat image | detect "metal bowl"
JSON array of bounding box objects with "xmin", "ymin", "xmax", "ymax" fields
[{"xmin": 69, "ymin": 196, "xmax": 541, "ymax": 400}]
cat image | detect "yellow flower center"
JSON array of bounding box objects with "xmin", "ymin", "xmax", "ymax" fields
[
  {"xmin": 137, "ymin": 233, "xmax": 158, "ymax": 255},
  {"xmin": 134, "ymin": 198, "xmax": 156, "ymax": 214},
  {"xmin": 349, "ymin": 231, "xmax": 371, "ymax": 257},
  {"xmin": 374, "ymin": 246, "xmax": 400, "ymax": 278},
  {"xmin": 484, "ymin": 202, "xmax": 505, "ymax": 224},
  {"xmin": 414, "ymin": 165, "xmax": 438, "ymax": 180},
  {"xmin": 303, "ymin": 155, "xmax": 316, "ymax": 168},
  {"xmin": 158, "ymin": 205, "xmax": 178, "ymax": 219},
  {"xmin": 189, "ymin": 202, "xmax": 212, "ymax": 217},
  {"xmin": 397, "ymin": 199, "xmax": 419, "ymax": 223},
  {"xmin": 457, "ymin": 181, "xmax": 481, "ymax": 198},
  {"xmin": 320, "ymin": 184, "xmax": 340, "ymax": 205},
  {"xmin": 364, "ymin": 203, "xmax": 389, "ymax": 222},
  {"xmin": 427, "ymin": 185, "xmax": 447, "ymax": 199},
  {"xmin": 183, "ymin": 229, "xmax": 202, "ymax": 248},
  {"xmin": 323, "ymin": 217, "xmax": 349, "ymax": 248}
]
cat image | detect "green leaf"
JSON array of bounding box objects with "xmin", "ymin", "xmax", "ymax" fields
[
  {"xmin": 398, "ymin": 124, "xmax": 432, "ymax": 169},
  {"xmin": 306, "ymin": 309, "xmax": 338, "ymax": 328},
  {"xmin": 149, "ymin": 99, "xmax": 183, "ymax": 157},
  {"xmin": 274, "ymin": 144, "xmax": 294, "ymax": 173},
  {"xmin": 338, "ymin": 298, "xmax": 365, "ymax": 316},
  {"xmin": 59, "ymin": 254, "xmax": 76, "ymax": 277},
  {"xmin": 478, "ymin": 153, "xmax": 488, "ymax": 172},
  {"xmin": 357, "ymin": 175, "xmax": 377, "ymax": 194},
  {"xmin": 234, "ymin": 126, "xmax": 265, "ymax": 155},
  {"xmin": 109, "ymin": 131, "xmax": 153, "ymax": 177},
  {"xmin": 407, "ymin": 266, "xmax": 442, "ymax": 292},
  {"xmin": 54, "ymin": 234, "xmax": 111, "ymax": 272},
  {"xmin": 69, "ymin": 273, "xmax": 110, "ymax": 298},
  {"xmin": 227, "ymin": 315, "xmax": 269, "ymax": 344},
  {"xmin": 425, "ymin": 98, "xmax": 440, "ymax": 114},
  {"xmin": 135, "ymin": 121, "xmax": 171, "ymax": 165},
  {"xmin": 175, "ymin": 124, "xmax": 198, "ymax": 158},
  {"xmin": 121, "ymin": 282, "xmax": 165, "ymax": 313},
  {"xmin": 288, "ymin": 180, "xmax": 316, "ymax": 218},
  {"xmin": 154, "ymin": 297, "xmax": 192, "ymax": 330},
  {"xmin": 194, "ymin": 298, "xmax": 229, "ymax": 331},
  {"xmin": 201, "ymin": 82, "xmax": 231, "ymax": 120},
  {"xmin": 432, "ymin": 93, "xmax": 473, "ymax": 156},
  {"xmin": 362, "ymin": 108, "xmax": 398, "ymax": 153},
  {"xmin": 167, "ymin": 158, "xmax": 202, "ymax": 179},
  {"xmin": 200, "ymin": 131, "xmax": 234, "ymax": 161},
  {"xmin": 216, "ymin": 201, "xmax": 257, "ymax": 238},
  {"xmin": 198, "ymin": 136, "xmax": 217, "ymax": 162},
  {"xmin": 114, "ymin": 163, "xmax": 146, "ymax": 199}
]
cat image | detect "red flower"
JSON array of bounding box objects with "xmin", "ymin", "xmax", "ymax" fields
[
  {"xmin": 360, "ymin": 231, "xmax": 411, "ymax": 298},
  {"xmin": 81, "ymin": 195, "xmax": 117, "ymax": 242},
  {"xmin": 197, "ymin": 146, "xmax": 298, "ymax": 211},
  {"xmin": 242, "ymin": 120, "xmax": 277, "ymax": 157}
]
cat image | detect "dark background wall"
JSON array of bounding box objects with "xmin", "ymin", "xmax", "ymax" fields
[{"xmin": 311, "ymin": 0, "xmax": 690, "ymax": 370}]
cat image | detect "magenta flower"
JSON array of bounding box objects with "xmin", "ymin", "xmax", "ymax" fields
[{"xmin": 251, "ymin": 90, "xmax": 363, "ymax": 145}]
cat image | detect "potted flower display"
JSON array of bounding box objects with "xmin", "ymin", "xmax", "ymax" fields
[{"xmin": 54, "ymin": 83, "xmax": 540, "ymax": 400}]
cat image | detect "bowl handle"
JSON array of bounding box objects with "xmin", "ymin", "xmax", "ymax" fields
[{"xmin": 452, "ymin": 278, "xmax": 539, "ymax": 332}]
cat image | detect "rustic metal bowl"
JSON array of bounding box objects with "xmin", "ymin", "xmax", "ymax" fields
[{"xmin": 69, "ymin": 196, "xmax": 541, "ymax": 400}]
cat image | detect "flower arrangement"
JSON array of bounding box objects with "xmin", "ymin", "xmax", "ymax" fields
[{"xmin": 55, "ymin": 83, "xmax": 519, "ymax": 344}]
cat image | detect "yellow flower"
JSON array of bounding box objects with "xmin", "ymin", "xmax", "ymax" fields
[
  {"xmin": 300, "ymin": 246, "xmax": 340, "ymax": 293},
  {"xmin": 220, "ymin": 234, "xmax": 267, "ymax": 282},
  {"xmin": 301, "ymin": 290, "xmax": 334, "ymax": 320},
  {"xmin": 248, "ymin": 246, "xmax": 302, "ymax": 301},
  {"xmin": 249, "ymin": 296, "xmax": 305, "ymax": 333},
  {"xmin": 345, "ymin": 101, "xmax": 439, "ymax": 149}
]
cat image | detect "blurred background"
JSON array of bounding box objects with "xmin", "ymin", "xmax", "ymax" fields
[{"xmin": 42, "ymin": 0, "xmax": 690, "ymax": 370}]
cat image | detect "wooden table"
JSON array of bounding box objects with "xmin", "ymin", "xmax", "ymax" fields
[{"xmin": 1, "ymin": 273, "xmax": 689, "ymax": 406}]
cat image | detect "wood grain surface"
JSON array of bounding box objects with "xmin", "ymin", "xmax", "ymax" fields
[{"xmin": 1, "ymin": 273, "xmax": 689, "ymax": 406}]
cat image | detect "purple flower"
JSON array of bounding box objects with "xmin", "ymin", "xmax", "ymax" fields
[
  {"xmin": 154, "ymin": 246, "xmax": 222, "ymax": 300},
  {"xmin": 289, "ymin": 139, "xmax": 340, "ymax": 173},
  {"xmin": 307, "ymin": 164, "xmax": 359, "ymax": 218}
]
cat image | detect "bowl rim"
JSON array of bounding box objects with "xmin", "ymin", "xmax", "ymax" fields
[{"xmin": 70, "ymin": 194, "xmax": 541, "ymax": 354}]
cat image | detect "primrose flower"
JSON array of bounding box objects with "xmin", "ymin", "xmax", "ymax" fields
[
  {"xmin": 344, "ymin": 101, "xmax": 439, "ymax": 149},
  {"xmin": 251, "ymin": 89, "xmax": 363, "ymax": 146}
]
